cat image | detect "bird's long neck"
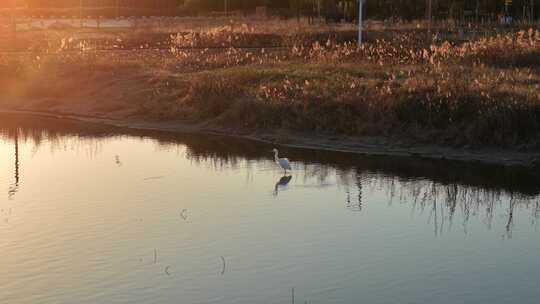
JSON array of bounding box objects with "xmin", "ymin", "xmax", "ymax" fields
[{"xmin": 274, "ymin": 151, "xmax": 279, "ymax": 162}]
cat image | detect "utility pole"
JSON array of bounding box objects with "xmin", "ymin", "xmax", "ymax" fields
[
  {"xmin": 10, "ymin": 0, "xmax": 16, "ymax": 39},
  {"xmin": 358, "ymin": 0, "xmax": 364, "ymax": 46},
  {"xmin": 79, "ymin": 0, "xmax": 83, "ymax": 28},
  {"xmin": 296, "ymin": 0, "xmax": 300, "ymax": 23},
  {"xmin": 427, "ymin": 0, "xmax": 432, "ymax": 41},
  {"xmin": 224, "ymin": 0, "xmax": 228, "ymax": 16},
  {"xmin": 475, "ymin": 0, "xmax": 480, "ymax": 23},
  {"xmin": 116, "ymin": 0, "xmax": 120, "ymax": 19},
  {"xmin": 531, "ymin": 0, "xmax": 535, "ymax": 22}
]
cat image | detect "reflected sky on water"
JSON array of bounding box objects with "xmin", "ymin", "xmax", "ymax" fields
[{"xmin": 1, "ymin": 113, "xmax": 540, "ymax": 304}]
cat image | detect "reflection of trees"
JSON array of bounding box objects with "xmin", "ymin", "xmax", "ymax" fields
[
  {"xmin": 291, "ymin": 161, "xmax": 540, "ymax": 235},
  {"xmin": 0, "ymin": 114, "xmax": 105, "ymax": 159},
  {"xmin": 2, "ymin": 113, "xmax": 540, "ymax": 235},
  {"xmin": 7, "ymin": 129, "xmax": 19, "ymax": 199},
  {"xmin": 338, "ymin": 171, "xmax": 540, "ymax": 236}
]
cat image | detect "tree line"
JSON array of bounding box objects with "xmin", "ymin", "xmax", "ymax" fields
[{"xmin": 16, "ymin": 0, "xmax": 540, "ymax": 21}]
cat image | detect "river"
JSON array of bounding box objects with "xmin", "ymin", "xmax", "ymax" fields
[{"xmin": 1, "ymin": 114, "xmax": 539, "ymax": 304}]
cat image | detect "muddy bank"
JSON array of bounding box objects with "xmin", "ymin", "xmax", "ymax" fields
[{"xmin": 1, "ymin": 109, "xmax": 538, "ymax": 168}]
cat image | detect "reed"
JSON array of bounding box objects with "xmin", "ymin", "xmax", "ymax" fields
[{"xmin": 1, "ymin": 25, "xmax": 539, "ymax": 148}]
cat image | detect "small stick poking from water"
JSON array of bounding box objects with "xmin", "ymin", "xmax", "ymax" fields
[
  {"xmin": 154, "ymin": 249, "xmax": 158, "ymax": 264},
  {"xmin": 292, "ymin": 287, "xmax": 295, "ymax": 304},
  {"xmin": 115, "ymin": 155, "xmax": 122, "ymax": 166},
  {"xmin": 144, "ymin": 176, "xmax": 164, "ymax": 181},
  {"xmin": 220, "ymin": 256, "xmax": 226, "ymax": 275},
  {"xmin": 180, "ymin": 209, "xmax": 188, "ymax": 221},
  {"xmin": 165, "ymin": 266, "xmax": 171, "ymax": 276}
]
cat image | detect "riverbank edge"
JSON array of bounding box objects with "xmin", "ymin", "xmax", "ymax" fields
[{"xmin": 1, "ymin": 109, "xmax": 539, "ymax": 168}]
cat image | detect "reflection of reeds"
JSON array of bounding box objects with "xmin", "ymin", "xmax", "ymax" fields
[
  {"xmin": 1, "ymin": 114, "xmax": 539, "ymax": 234},
  {"xmin": 377, "ymin": 175, "xmax": 540, "ymax": 236},
  {"xmin": 0, "ymin": 116, "xmax": 121, "ymax": 162}
]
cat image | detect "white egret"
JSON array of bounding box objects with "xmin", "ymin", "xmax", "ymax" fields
[{"xmin": 272, "ymin": 148, "xmax": 292, "ymax": 173}]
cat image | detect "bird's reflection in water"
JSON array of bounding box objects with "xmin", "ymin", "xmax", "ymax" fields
[{"xmin": 273, "ymin": 175, "xmax": 292, "ymax": 197}]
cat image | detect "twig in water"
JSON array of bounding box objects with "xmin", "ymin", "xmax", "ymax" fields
[
  {"xmin": 292, "ymin": 287, "xmax": 295, "ymax": 304},
  {"xmin": 154, "ymin": 249, "xmax": 158, "ymax": 264},
  {"xmin": 220, "ymin": 256, "xmax": 226, "ymax": 275},
  {"xmin": 180, "ymin": 209, "xmax": 188, "ymax": 220},
  {"xmin": 115, "ymin": 155, "xmax": 122, "ymax": 166},
  {"xmin": 165, "ymin": 266, "xmax": 171, "ymax": 276},
  {"xmin": 144, "ymin": 176, "xmax": 164, "ymax": 181}
]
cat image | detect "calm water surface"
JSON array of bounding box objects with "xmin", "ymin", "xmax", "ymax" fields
[{"xmin": 1, "ymin": 114, "xmax": 540, "ymax": 304}]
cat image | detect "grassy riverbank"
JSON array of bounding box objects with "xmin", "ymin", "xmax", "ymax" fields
[{"xmin": 1, "ymin": 25, "xmax": 540, "ymax": 153}]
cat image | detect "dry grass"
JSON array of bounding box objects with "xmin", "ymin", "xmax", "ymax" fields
[{"xmin": 1, "ymin": 24, "xmax": 540, "ymax": 148}]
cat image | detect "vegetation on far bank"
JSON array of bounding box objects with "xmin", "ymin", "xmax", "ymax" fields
[{"xmin": 1, "ymin": 24, "xmax": 540, "ymax": 149}]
